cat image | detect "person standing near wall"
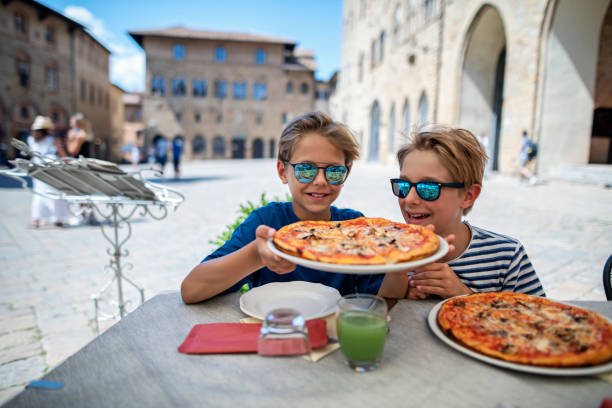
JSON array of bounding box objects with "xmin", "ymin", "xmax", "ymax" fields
[
  {"xmin": 27, "ymin": 115, "xmax": 70, "ymax": 228},
  {"xmin": 172, "ymin": 137, "xmax": 183, "ymax": 179},
  {"xmin": 518, "ymin": 130, "xmax": 538, "ymax": 185}
]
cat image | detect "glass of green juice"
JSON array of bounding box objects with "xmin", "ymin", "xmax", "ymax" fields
[{"xmin": 336, "ymin": 294, "xmax": 388, "ymax": 372}]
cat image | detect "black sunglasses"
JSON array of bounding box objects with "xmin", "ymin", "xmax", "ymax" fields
[
  {"xmin": 284, "ymin": 161, "xmax": 349, "ymax": 185},
  {"xmin": 390, "ymin": 178, "xmax": 464, "ymax": 201}
]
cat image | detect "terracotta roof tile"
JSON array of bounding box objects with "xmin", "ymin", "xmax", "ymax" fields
[{"xmin": 129, "ymin": 26, "xmax": 295, "ymax": 46}]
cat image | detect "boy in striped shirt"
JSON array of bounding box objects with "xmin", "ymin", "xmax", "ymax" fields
[{"xmin": 378, "ymin": 126, "xmax": 545, "ymax": 299}]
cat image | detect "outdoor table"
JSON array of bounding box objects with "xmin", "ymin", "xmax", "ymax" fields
[{"xmin": 5, "ymin": 292, "xmax": 611, "ymax": 408}]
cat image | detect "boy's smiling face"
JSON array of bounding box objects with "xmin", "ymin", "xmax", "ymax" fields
[
  {"xmin": 398, "ymin": 149, "xmax": 474, "ymax": 238},
  {"xmin": 278, "ymin": 132, "xmax": 346, "ymax": 221}
]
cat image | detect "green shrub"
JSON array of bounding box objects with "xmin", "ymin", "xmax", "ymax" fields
[{"xmin": 209, "ymin": 192, "xmax": 291, "ymax": 248}]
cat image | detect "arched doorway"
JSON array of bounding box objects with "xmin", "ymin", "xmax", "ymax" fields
[
  {"xmin": 369, "ymin": 100, "xmax": 380, "ymax": 161},
  {"xmin": 192, "ymin": 134, "xmax": 206, "ymax": 157},
  {"xmin": 458, "ymin": 5, "xmax": 506, "ymax": 170},
  {"xmin": 252, "ymin": 138, "xmax": 264, "ymax": 158},
  {"xmin": 269, "ymin": 139, "xmax": 275, "ymax": 158},
  {"xmin": 231, "ymin": 134, "xmax": 245, "ymax": 159},
  {"xmin": 418, "ymin": 92, "xmax": 429, "ymax": 126},
  {"xmin": 590, "ymin": 2, "xmax": 612, "ymax": 164},
  {"xmin": 213, "ymin": 136, "xmax": 225, "ymax": 157},
  {"xmin": 402, "ymin": 99, "xmax": 410, "ymax": 135},
  {"xmin": 538, "ymin": 0, "xmax": 611, "ymax": 174}
]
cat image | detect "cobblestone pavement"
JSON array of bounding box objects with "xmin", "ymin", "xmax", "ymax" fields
[{"xmin": 1, "ymin": 159, "xmax": 611, "ymax": 403}]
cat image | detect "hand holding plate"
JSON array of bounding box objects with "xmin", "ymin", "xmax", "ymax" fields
[{"xmin": 255, "ymin": 225, "xmax": 296, "ymax": 274}]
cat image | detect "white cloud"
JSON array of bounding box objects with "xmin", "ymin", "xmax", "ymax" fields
[
  {"xmin": 111, "ymin": 53, "xmax": 145, "ymax": 92},
  {"xmin": 64, "ymin": 5, "xmax": 144, "ymax": 92},
  {"xmin": 64, "ymin": 6, "xmax": 112, "ymax": 41}
]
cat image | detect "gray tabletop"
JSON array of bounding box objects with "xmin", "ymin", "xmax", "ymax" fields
[{"xmin": 5, "ymin": 292, "xmax": 612, "ymax": 408}]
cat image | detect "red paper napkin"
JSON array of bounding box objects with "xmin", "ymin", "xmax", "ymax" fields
[{"xmin": 178, "ymin": 319, "xmax": 328, "ymax": 354}]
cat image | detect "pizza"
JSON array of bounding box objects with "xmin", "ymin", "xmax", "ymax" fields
[
  {"xmin": 272, "ymin": 217, "xmax": 439, "ymax": 265},
  {"xmin": 437, "ymin": 292, "xmax": 612, "ymax": 367}
]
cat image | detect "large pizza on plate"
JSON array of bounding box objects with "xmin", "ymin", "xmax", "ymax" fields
[
  {"xmin": 273, "ymin": 217, "xmax": 439, "ymax": 265},
  {"xmin": 437, "ymin": 292, "xmax": 612, "ymax": 367}
]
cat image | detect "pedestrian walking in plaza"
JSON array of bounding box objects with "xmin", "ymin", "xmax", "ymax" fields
[
  {"xmin": 66, "ymin": 112, "xmax": 100, "ymax": 226},
  {"xmin": 155, "ymin": 136, "xmax": 168, "ymax": 174},
  {"xmin": 27, "ymin": 115, "xmax": 70, "ymax": 228},
  {"xmin": 518, "ymin": 130, "xmax": 538, "ymax": 185},
  {"xmin": 172, "ymin": 136, "xmax": 183, "ymax": 178}
]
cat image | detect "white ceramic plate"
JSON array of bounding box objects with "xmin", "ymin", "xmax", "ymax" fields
[
  {"xmin": 427, "ymin": 297, "xmax": 612, "ymax": 376},
  {"xmin": 267, "ymin": 236, "xmax": 449, "ymax": 274},
  {"xmin": 239, "ymin": 281, "xmax": 341, "ymax": 320}
]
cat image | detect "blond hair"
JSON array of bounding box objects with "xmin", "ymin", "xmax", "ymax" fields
[
  {"xmin": 396, "ymin": 125, "xmax": 488, "ymax": 215},
  {"xmin": 277, "ymin": 111, "xmax": 360, "ymax": 167}
]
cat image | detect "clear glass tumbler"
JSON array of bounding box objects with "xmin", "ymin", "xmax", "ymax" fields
[
  {"xmin": 336, "ymin": 294, "xmax": 388, "ymax": 372},
  {"xmin": 257, "ymin": 308, "xmax": 311, "ymax": 356}
]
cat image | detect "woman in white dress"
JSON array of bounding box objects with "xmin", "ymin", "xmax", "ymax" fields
[{"xmin": 27, "ymin": 115, "xmax": 70, "ymax": 228}]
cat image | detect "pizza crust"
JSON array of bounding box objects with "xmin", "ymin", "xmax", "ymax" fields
[
  {"xmin": 437, "ymin": 292, "xmax": 612, "ymax": 367},
  {"xmin": 273, "ymin": 217, "xmax": 440, "ymax": 265}
]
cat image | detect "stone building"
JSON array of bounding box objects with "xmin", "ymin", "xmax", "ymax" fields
[
  {"xmin": 129, "ymin": 26, "xmax": 325, "ymax": 159},
  {"xmin": 0, "ymin": 0, "xmax": 116, "ymax": 161},
  {"xmin": 332, "ymin": 0, "xmax": 612, "ymax": 176}
]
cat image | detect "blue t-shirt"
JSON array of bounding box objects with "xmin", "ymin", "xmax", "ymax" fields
[{"xmin": 203, "ymin": 202, "xmax": 384, "ymax": 296}]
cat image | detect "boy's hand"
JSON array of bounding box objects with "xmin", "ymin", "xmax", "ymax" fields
[
  {"xmin": 255, "ymin": 225, "xmax": 296, "ymax": 274},
  {"xmin": 408, "ymin": 263, "xmax": 472, "ymax": 298}
]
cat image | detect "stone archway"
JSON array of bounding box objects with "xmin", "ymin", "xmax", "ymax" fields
[
  {"xmin": 590, "ymin": 2, "xmax": 612, "ymax": 164},
  {"xmin": 458, "ymin": 5, "xmax": 506, "ymax": 170},
  {"xmin": 538, "ymin": 0, "xmax": 611, "ymax": 174}
]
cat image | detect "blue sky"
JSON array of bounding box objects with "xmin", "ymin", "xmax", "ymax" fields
[{"xmin": 39, "ymin": 0, "xmax": 343, "ymax": 92}]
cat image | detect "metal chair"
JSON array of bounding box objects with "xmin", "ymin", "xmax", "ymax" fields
[{"xmin": 604, "ymin": 254, "xmax": 612, "ymax": 301}]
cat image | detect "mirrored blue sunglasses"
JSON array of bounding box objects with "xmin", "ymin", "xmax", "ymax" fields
[
  {"xmin": 284, "ymin": 161, "xmax": 349, "ymax": 185},
  {"xmin": 390, "ymin": 178, "xmax": 464, "ymax": 201}
]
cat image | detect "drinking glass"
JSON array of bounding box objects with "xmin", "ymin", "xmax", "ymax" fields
[
  {"xmin": 257, "ymin": 308, "xmax": 311, "ymax": 356},
  {"xmin": 336, "ymin": 294, "xmax": 388, "ymax": 372}
]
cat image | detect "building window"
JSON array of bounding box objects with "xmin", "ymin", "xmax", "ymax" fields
[
  {"xmin": 233, "ymin": 81, "xmax": 247, "ymax": 99},
  {"xmin": 253, "ymin": 82, "xmax": 267, "ymax": 100},
  {"xmin": 46, "ymin": 67, "xmax": 58, "ymax": 91},
  {"xmin": 151, "ymin": 76, "xmax": 166, "ymax": 96},
  {"xmin": 14, "ymin": 12, "xmax": 26, "ymax": 34},
  {"xmin": 173, "ymin": 44, "xmax": 185, "ymax": 60},
  {"xmin": 16, "ymin": 59, "xmax": 30, "ymax": 87},
  {"xmin": 97, "ymin": 87, "xmax": 102, "ymax": 105},
  {"xmin": 80, "ymin": 79, "xmax": 86, "ymax": 100},
  {"xmin": 315, "ymin": 90, "xmax": 328, "ymax": 100},
  {"xmin": 192, "ymin": 135, "xmax": 206, "ymax": 154},
  {"xmin": 402, "ymin": 99, "xmax": 410, "ymax": 134},
  {"xmin": 215, "ymin": 46, "xmax": 226, "ymax": 62},
  {"xmin": 89, "ymin": 84, "xmax": 95, "ymax": 104},
  {"xmin": 45, "ymin": 26, "xmax": 55, "ymax": 44},
  {"xmin": 194, "ymin": 113, "xmax": 201, "ymax": 123},
  {"xmin": 379, "ymin": 31, "xmax": 385, "ymax": 62},
  {"xmin": 172, "ymin": 78, "xmax": 186, "ymax": 96},
  {"xmin": 286, "ymin": 81, "xmax": 293, "ymax": 94},
  {"xmin": 269, "ymin": 139, "xmax": 275, "ymax": 158},
  {"xmin": 214, "ymin": 80, "xmax": 227, "ymax": 98},
  {"xmin": 175, "ymin": 112, "xmax": 182, "ymax": 122},
  {"xmin": 255, "ymin": 49, "xmax": 266, "ymax": 64},
  {"xmin": 193, "ymin": 79, "xmax": 207, "ymax": 97},
  {"xmin": 300, "ymin": 82, "xmax": 309, "ymax": 95},
  {"xmin": 216, "ymin": 113, "xmax": 223, "ymax": 123},
  {"xmin": 256, "ymin": 115, "xmax": 262, "ymax": 126},
  {"xmin": 282, "ymin": 112, "xmax": 294, "ymax": 125}
]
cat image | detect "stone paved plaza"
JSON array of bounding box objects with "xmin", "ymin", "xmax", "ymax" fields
[{"xmin": 1, "ymin": 159, "xmax": 611, "ymax": 404}]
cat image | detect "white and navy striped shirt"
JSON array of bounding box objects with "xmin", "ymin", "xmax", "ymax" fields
[{"xmin": 448, "ymin": 223, "xmax": 545, "ymax": 296}]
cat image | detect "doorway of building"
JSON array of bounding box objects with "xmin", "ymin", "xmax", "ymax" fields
[
  {"xmin": 231, "ymin": 138, "xmax": 245, "ymax": 159},
  {"xmin": 458, "ymin": 5, "xmax": 506, "ymax": 170},
  {"xmin": 252, "ymin": 138, "xmax": 264, "ymax": 158}
]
